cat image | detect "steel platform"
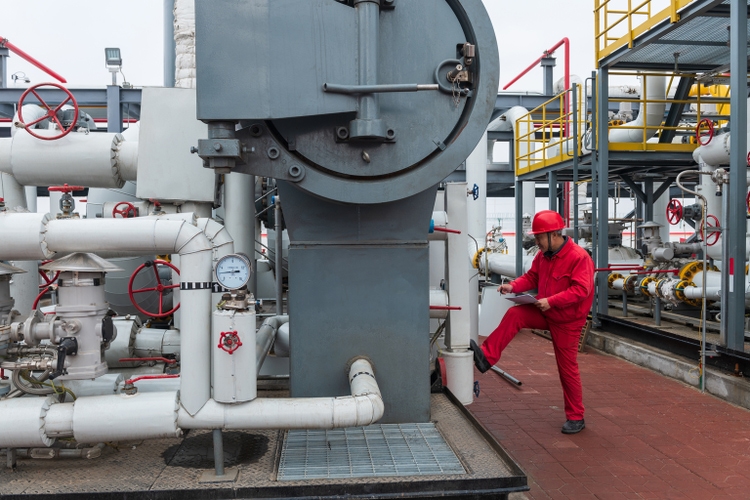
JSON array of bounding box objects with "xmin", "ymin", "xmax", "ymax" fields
[{"xmin": 0, "ymin": 392, "xmax": 528, "ymax": 500}]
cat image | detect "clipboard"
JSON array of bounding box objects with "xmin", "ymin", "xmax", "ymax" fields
[{"xmin": 504, "ymin": 293, "xmax": 539, "ymax": 305}]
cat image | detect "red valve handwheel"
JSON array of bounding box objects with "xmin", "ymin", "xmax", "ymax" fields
[
  {"xmin": 17, "ymin": 82, "xmax": 79, "ymax": 141},
  {"xmin": 113, "ymin": 201, "xmax": 137, "ymax": 219},
  {"xmin": 666, "ymin": 199, "xmax": 683, "ymax": 225},
  {"xmin": 218, "ymin": 331, "xmax": 243, "ymax": 354},
  {"xmin": 696, "ymin": 119, "xmax": 714, "ymax": 146},
  {"xmin": 746, "ymin": 190, "xmax": 750, "ymax": 213},
  {"xmin": 48, "ymin": 183, "xmax": 84, "ymax": 194},
  {"xmin": 38, "ymin": 259, "xmax": 59, "ymax": 288},
  {"xmin": 699, "ymin": 214, "xmax": 721, "ymax": 247},
  {"xmin": 128, "ymin": 259, "xmax": 180, "ymax": 318}
]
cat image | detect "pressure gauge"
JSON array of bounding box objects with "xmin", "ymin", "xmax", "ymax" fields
[{"xmin": 215, "ymin": 253, "xmax": 252, "ymax": 290}]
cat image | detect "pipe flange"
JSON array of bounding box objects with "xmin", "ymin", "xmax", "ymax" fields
[
  {"xmin": 679, "ymin": 261, "xmax": 718, "ymax": 281},
  {"xmin": 607, "ymin": 273, "xmax": 624, "ymax": 289},
  {"xmin": 639, "ymin": 276, "xmax": 655, "ymax": 297},
  {"xmin": 472, "ymin": 248, "xmax": 488, "ymax": 270},
  {"xmin": 623, "ymin": 274, "xmax": 639, "ymax": 293}
]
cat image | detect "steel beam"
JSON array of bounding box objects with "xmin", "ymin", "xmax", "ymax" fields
[
  {"xmin": 726, "ymin": 0, "xmax": 748, "ymax": 350},
  {"xmin": 596, "ymin": 68, "xmax": 610, "ymax": 318}
]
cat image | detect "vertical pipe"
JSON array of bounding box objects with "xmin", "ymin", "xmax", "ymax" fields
[
  {"xmin": 654, "ymin": 295, "xmax": 661, "ymax": 326},
  {"xmin": 622, "ymin": 290, "xmax": 628, "ymax": 317},
  {"xmin": 548, "ymin": 171, "xmax": 557, "ymax": 212},
  {"xmin": 106, "ymin": 85, "xmax": 122, "ymax": 134},
  {"xmin": 0, "ymin": 47, "xmax": 8, "ymax": 89},
  {"xmin": 250, "ymin": 175, "xmax": 258, "ymax": 297},
  {"xmin": 720, "ymin": 180, "xmax": 729, "ymax": 345},
  {"xmin": 274, "ymin": 197, "xmax": 283, "ymax": 315},
  {"xmin": 572, "ymin": 84, "xmax": 580, "ymax": 242},
  {"xmin": 212, "ymin": 429, "xmax": 225, "ymax": 477},
  {"xmin": 514, "ymin": 179, "xmax": 524, "ymax": 278},
  {"xmin": 596, "ymin": 68, "xmax": 610, "ymax": 318},
  {"xmin": 224, "ymin": 174, "xmax": 255, "ymax": 257},
  {"xmin": 163, "ymin": 0, "xmax": 176, "ymax": 88},
  {"xmin": 358, "ymin": 1, "xmax": 379, "ymax": 122},
  {"xmin": 727, "ymin": 0, "xmax": 748, "ymax": 351}
]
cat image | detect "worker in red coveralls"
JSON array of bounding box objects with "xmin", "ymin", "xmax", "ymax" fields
[{"xmin": 470, "ymin": 210, "xmax": 595, "ymax": 434}]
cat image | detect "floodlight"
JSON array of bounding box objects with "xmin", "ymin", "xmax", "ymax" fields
[
  {"xmin": 104, "ymin": 48, "xmax": 122, "ymax": 68},
  {"xmin": 104, "ymin": 48, "xmax": 122, "ymax": 85}
]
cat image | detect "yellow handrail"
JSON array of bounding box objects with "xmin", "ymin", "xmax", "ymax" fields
[
  {"xmin": 594, "ymin": 0, "xmax": 695, "ymax": 66},
  {"xmin": 513, "ymin": 72, "xmax": 729, "ymax": 175},
  {"xmin": 514, "ymin": 85, "xmax": 586, "ymax": 176}
]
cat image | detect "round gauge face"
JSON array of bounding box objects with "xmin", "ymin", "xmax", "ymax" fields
[{"xmin": 215, "ymin": 254, "xmax": 252, "ymax": 290}]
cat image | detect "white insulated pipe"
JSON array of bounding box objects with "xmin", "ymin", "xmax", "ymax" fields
[
  {"xmin": 0, "ymin": 214, "xmax": 214, "ymax": 415},
  {"xmin": 429, "ymin": 289, "xmax": 450, "ymax": 319},
  {"xmin": 608, "ymin": 76, "xmax": 666, "ymax": 143},
  {"xmin": 477, "ymin": 251, "xmax": 535, "ymax": 278},
  {"xmin": 178, "ymin": 358, "xmax": 383, "ymax": 429},
  {"xmin": 0, "ymin": 358, "xmax": 383, "ymax": 446},
  {"xmin": 256, "ymin": 315, "xmax": 288, "ymax": 372},
  {"xmin": 0, "ymin": 130, "xmax": 137, "ymax": 188},
  {"xmin": 0, "ymin": 396, "xmax": 56, "ymax": 447}
]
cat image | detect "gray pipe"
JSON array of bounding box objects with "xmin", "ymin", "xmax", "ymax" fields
[
  {"xmin": 256, "ymin": 315, "xmax": 288, "ymax": 374},
  {"xmin": 274, "ymin": 198, "xmax": 283, "ymax": 314},
  {"xmin": 163, "ymin": 0, "xmax": 176, "ymax": 87}
]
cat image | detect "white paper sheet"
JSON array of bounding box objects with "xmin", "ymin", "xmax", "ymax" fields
[{"xmin": 504, "ymin": 293, "xmax": 539, "ymax": 305}]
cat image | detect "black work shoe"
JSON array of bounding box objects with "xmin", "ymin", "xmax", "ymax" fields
[
  {"xmin": 469, "ymin": 339, "xmax": 491, "ymax": 373},
  {"xmin": 561, "ymin": 419, "xmax": 585, "ymax": 434}
]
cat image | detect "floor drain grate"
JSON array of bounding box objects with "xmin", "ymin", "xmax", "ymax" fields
[{"xmin": 277, "ymin": 423, "xmax": 465, "ymax": 480}]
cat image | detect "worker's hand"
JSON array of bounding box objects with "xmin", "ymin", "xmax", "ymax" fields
[
  {"xmin": 498, "ymin": 283, "xmax": 514, "ymax": 294},
  {"xmin": 535, "ymin": 298, "xmax": 551, "ymax": 312}
]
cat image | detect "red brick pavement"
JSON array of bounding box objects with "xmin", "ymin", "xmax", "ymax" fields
[{"xmin": 468, "ymin": 330, "xmax": 750, "ymax": 500}]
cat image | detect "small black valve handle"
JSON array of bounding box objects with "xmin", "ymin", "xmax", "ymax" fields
[{"xmin": 49, "ymin": 337, "xmax": 78, "ymax": 380}]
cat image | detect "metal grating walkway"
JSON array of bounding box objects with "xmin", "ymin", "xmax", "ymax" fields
[{"xmin": 277, "ymin": 423, "xmax": 466, "ymax": 481}]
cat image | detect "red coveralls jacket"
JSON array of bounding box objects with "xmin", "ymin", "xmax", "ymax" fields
[
  {"xmin": 510, "ymin": 237, "xmax": 595, "ymax": 329},
  {"xmin": 481, "ymin": 237, "xmax": 595, "ymax": 420}
]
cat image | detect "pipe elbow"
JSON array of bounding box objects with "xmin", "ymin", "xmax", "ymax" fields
[
  {"xmin": 171, "ymin": 219, "xmax": 212, "ymax": 256},
  {"xmin": 196, "ymin": 218, "xmax": 234, "ymax": 254}
]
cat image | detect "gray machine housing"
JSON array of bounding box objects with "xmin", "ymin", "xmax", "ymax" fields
[{"xmin": 194, "ymin": 0, "xmax": 499, "ymax": 422}]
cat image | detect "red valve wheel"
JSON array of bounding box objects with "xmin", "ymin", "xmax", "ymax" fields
[
  {"xmin": 666, "ymin": 199, "xmax": 683, "ymax": 225},
  {"xmin": 699, "ymin": 214, "xmax": 721, "ymax": 246},
  {"xmin": 128, "ymin": 259, "xmax": 180, "ymax": 318},
  {"xmin": 38, "ymin": 259, "xmax": 60, "ymax": 288},
  {"xmin": 218, "ymin": 331, "xmax": 243, "ymax": 354},
  {"xmin": 17, "ymin": 82, "xmax": 79, "ymax": 141},
  {"xmin": 696, "ymin": 118, "xmax": 714, "ymax": 146},
  {"xmin": 747, "ymin": 191, "xmax": 750, "ymax": 213},
  {"xmin": 747, "ymin": 151, "xmax": 750, "ymax": 167},
  {"xmin": 113, "ymin": 201, "xmax": 137, "ymax": 219},
  {"xmin": 48, "ymin": 183, "xmax": 84, "ymax": 194}
]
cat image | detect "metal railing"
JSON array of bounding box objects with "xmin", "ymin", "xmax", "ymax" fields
[
  {"xmin": 514, "ymin": 84, "xmax": 586, "ymax": 176},
  {"xmin": 601, "ymin": 71, "xmax": 728, "ymax": 152},
  {"xmin": 513, "ymin": 73, "xmax": 730, "ymax": 174},
  {"xmin": 594, "ymin": 0, "xmax": 694, "ymax": 66}
]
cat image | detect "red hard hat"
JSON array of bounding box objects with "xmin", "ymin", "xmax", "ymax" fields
[{"xmin": 528, "ymin": 210, "xmax": 565, "ymax": 235}]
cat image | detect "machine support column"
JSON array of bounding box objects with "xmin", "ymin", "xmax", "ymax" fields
[
  {"xmin": 727, "ymin": 0, "xmax": 748, "ymax": 350},
  {"xmin": 596, "ymin": 67, "xmax": 610, "ymax": 318},
  {"xmin": 515, "ymin": 178, "xmax": 524, "ymax": 278}
]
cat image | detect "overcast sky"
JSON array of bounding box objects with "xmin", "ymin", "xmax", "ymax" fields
[{"xmin": 2, "ymin": 0, "xmax": 595, "ymax": 91}]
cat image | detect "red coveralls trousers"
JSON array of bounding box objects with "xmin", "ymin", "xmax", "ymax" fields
[{"xmin": 481, "ymin": 304, "xmax": 585, "ymax": 421}]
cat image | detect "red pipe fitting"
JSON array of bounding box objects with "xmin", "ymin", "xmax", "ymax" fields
[
  {"xmin": 0, "ymin": 37, "xmax": 67, "ymax": 83},
  {"xmin": 124, "ymin": 374, "xmax": 179, "ymax": 385},
  {"xmin": 430, "ymin": 305, "xmax": 462, "ymax": 311},
  {"xmin": 432, "ymin": 227, "xmax": 461, "ymax": 234}
]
